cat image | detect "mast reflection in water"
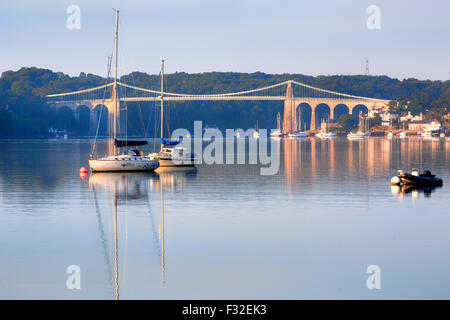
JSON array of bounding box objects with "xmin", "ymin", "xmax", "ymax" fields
[{"xmin": 87, "ymin": 169, "xmax": 196, "ymax": 299}]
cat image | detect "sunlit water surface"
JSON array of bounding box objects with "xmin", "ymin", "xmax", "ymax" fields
[{"xmin": 0, "ymin": 137, "xmax": 449, "ymax": 299}]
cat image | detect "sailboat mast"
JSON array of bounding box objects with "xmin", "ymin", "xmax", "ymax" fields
[
  {"xmin": 160, "ymin": 59, "xmax": 165, "ymax": 151},
  {"xmin": 113, "ymin": 10, "xmax": 119, "ymax": 154}
]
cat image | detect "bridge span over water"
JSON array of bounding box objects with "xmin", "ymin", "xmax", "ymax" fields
[{"xmin": 46, "ymin": 79, "xmax": 390, "ymax": 133}]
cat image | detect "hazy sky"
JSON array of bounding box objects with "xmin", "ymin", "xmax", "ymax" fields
[{"xmin": 0, "ymin": 0, "xmax": 449, "ymax": 80}]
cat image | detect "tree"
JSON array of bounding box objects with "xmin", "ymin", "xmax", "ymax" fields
[
  {"xmin": 0, "ymin": 106, "xmax": 13, "ymax": 136},
  {"xmin": 338, "ymin": 114, "xmax": 358, "ymax": 132},
  {"xmin": 369, "ymin": 113, "xmax": 381, "ymax": 128}
]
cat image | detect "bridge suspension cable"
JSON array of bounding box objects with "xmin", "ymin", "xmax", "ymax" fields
[
  {"xmin": 46, "ymin": 83, "xmax": 114, "ymax": 98},
  {"xmin": 46, "ymin": 79, "xmax": 389, "ymax": 103}
]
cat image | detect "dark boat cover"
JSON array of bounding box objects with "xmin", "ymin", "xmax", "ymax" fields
[
  {"xmin": 114, "ymin": 139, "xmax": 148, "ymax": 147},
  {"xmin": 161, "ymin": 138, "xmax": 181, "ymax": 146},
  {"xmin": 398, "ymin": 172, "xmax": 443, "ymax": 186}
]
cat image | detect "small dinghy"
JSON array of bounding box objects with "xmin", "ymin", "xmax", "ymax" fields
[{"xmin": 397, "ymin": 169, "xmax": 443, "ymax": 186}]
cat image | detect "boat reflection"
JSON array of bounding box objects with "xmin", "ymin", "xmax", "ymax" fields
[
  {"xmin": 88, "ymin": 171, "xmax": 164, "ymax": 299},
  {"xmin": 391, "ymin": 184, "xmax": 442, "ymax": 199},
  {"xmin": 156, "ymin": 166, "xmax": 197, "ymax": 192},
  {"xmin": 89, "ymin": 172, "xmax": 159, "ymax": 200},
  {"xmin": 87, "ymin": 167, "xmax": 197, "ymax": 299}
]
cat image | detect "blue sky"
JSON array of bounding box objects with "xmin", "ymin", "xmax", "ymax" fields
[{"xmin": 0, "ymin": 0, "xmax": 449, "ymax": 80}]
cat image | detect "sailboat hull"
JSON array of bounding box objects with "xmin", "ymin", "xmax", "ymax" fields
[
  {"xmin": 89, "ymin": 158, "xmax": 159, "ymax": 172},
  {"xmin": 158, "ymin": 158, "xmax": 195, "ymax": 167}
]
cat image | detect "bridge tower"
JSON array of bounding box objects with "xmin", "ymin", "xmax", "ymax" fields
[{"xmin": 282, "ymin": 81, "xmax": 295, "ymax": 134}]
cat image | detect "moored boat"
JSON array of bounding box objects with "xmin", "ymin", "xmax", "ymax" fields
[
  {"xmin": 270, "ymin": 112, "xmax": 283, "ymax": 137},
  {"xmin": 89, "ymin": 141, "xmax": 159, "ymax": 172},
  {"xmin": 88, "ymin": 10, "xmax": 159, "ymax": 173},
  {"xmin": 397, "ymin": 169, "xmax": 443, "ymax": 186},
  {"xmin": 347, "ymin": 131, "xmax": 370, "ymax": 139},
  {"xmin": 147, "ymin": 138, "xmax": 195, "ymax": 167},
  {"xmin": 347, "ymin": 113, "xmax": 370, "ymax": 139},
  {"xmin": 316, "ymin": 132, "xmax": 336, "ymax": 139},
  {"xmin": 270, "ymin": 129, "xmax": 282, "ymax": 137},
  {"xmin": 288, "ymin": 132, "xmax": 308, "ymax": 138},
  {"xmin": 253, "ymin": 120, "xmax": 260, "ymax": 138},
  {"xmin": 145, "ymin": 59, "xmax": 196, "ymax": 168}
]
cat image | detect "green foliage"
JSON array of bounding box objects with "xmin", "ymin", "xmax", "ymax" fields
[
  {"xmin": 337, "ymin": 114, "xmax": 358, "ymax": 132},
  {"xmin": 369, "ymin": 113, "xmax": 381, "ymax": 128},
  {"xmin": 0, "ymin": 106, "xmax": 13, "ymax": 136}
]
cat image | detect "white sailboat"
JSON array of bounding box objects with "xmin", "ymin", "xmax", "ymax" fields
[
  {"xmin": 385, "ymin": 116, "xmax": 393, "ymax": 138},
  {"xmin": 147, "ymin": 59, "xmax": 196, "ymax": 167},
  {"xmin": 88, "ymin": 10, "xmax": 159, "ymax": 172},
  {"xmin": 253, "ymin": 120, "xmax": 260, "ymax": 138},
  {"xmin": 270, "ymin": 113, "xmax": 283, "ymax": 137},
  {"xmin": 288, "ymin": 116, "xmax": 308, "ymax": 138},
  {"xmin": 347, "ymin": 112, "xmax": 371, "ymax": 139},
  {"xmin": 399, "ymin": 120, "xmax": 408, "ymax": 139},
  {"xmin": 316, "ymin": 118, "xmax": 336, "ymax": 138}
]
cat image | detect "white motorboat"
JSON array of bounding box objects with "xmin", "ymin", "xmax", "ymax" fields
[
  {"xmin": 347, "ymin": 131, "xmax": 370, "ymax": 139},
  {"xmin": 159, "ymin": 147, "xmax": 195, "ymax": 167},
  {"xmin": 386, "ymin": 131, "xmax": 394, "ymax": 138},
  {"xmin": 148, "ymin": 139, "xmax": 195, "ymax": 167},
  {"xmin": 88, "ymin": 11, "xmax": 159, "ymax": 173},
  {"xmin": 399, "ymin": 131, "xmax": 407, "ymax": 139},
  {"xmin": 316, "ymin": 132, "xmax": 336, "ymax": 139},
  {"xmin": 288, "ymin": 132, "xmax": 308, "ymax": 138},
  {"xmin": 270, "ymin": 129, "xmax": 282, "ymax": 137}
]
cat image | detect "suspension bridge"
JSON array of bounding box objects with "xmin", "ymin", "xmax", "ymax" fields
[{"xmin": 46, "ymin": 79, "xmax": 390, "ymax": 133}]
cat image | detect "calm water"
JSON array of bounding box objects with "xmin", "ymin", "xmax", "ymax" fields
[{"xmin": 0, "ymin": 137, "xmax": 449, "ymax": 299}]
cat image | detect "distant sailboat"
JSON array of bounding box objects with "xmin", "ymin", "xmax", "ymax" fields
[
  {"xmin": 347, "ymin": 112, "xmax": 371, "ymax": 139},
  {"xmin": 253, "ymin": 120, "xmax": 260, "ymax": 138},
  {"xmin": 88, "ymin": 10, "xmax": 159, "ymax": 172},
  {"xmin": 288, "ymin": 114, "xmax": 308, "ymax": 138},
  {"xmin": 399, "ymin": 119, "xmax": 407, "ymax": 139},
  {"xmin": 316, "ymin": 118, "xmax": 336, "ymax": 139},
  {"xmin": 270, "ymin": 112, "xmax": 283, "ymax": 137},
  {"xmin": 385, "ymin": 115, "xmax": 393, "ymax": 138}
]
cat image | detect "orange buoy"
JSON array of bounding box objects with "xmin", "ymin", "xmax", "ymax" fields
[{"xmin": 79, "ymin": 166, "xmax": 88, "ymax": 179}]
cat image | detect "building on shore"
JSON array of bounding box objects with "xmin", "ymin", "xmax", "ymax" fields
[
  {"xmin": 408, "ymin": 120, "xmax": 441, "ymax": 132},
  {"xmin": 320, "ymin": 120, "xmax": 340, "ymax": 132},
  {"xmin": 400, "ymin": 111, "xmax": 423, "ymax": 122}
]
